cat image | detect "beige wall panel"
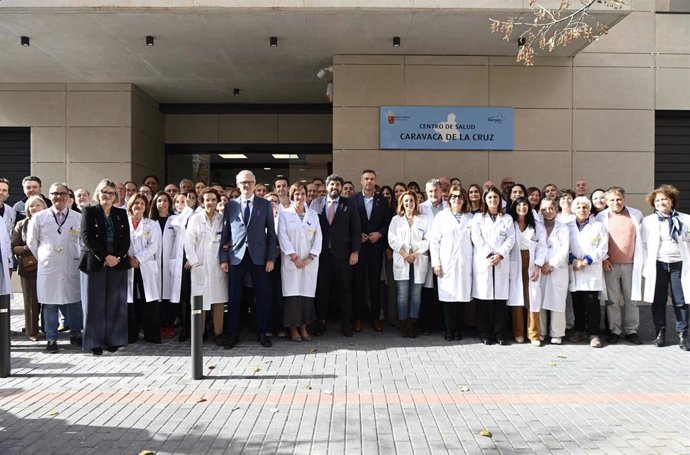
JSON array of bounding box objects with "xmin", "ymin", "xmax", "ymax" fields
[
  {"xmin": 573, "ymin": 151, "xmax": 653, "ymax": 193},
  {"xmin": 334, "ymin": 64, "xmax": 404, "ymax": 107},
  {"xmin": 574, "ymin": 53, "xmax": 654, "ymax": 68},
  {"xmin": 0, "ymin": 91, "xmax": 65, "ymax": 127},
  {"xmin": 404, "ymin": 56, "xmax": 488, "ymax": 66},
  {"xmin": 67, "ymin": 91, "xmax": 130, "ymax": 127},
  {"xmin": 0, "ymin": 84, "xmax": 65, "ymax": 92},
  {"xmin": 656, "ymin": 54, "xmax": 690, "ymax": 68},
  {"xmin": 333, "ymin": 107, "xmax": 379, "ymax": 150},
  {"xmin": 489, "ymin": 66, "xmax": 572, "ymax": 108},
  {"xmin": 333, "ymin": 149, "xmax": 405, "ymax": 185},
  {"xmin": 334, "ymin": 55, "xmax": 404, "ymax": 65},
  {"xmin": 656, "ymin": 68, "xmax": 690, "ymax": 110},
  {"xmin": 68, "ymin": 162, "xmax": 131, "ymax": 194},
  {"xmin": 404, "ymin": 65, "xmax": 489, "ymax": 105},
  {"xmin": 131, "ymin": 129, "xmax": 164, "ymax": 173},
  {"xmin": 31, "ymin": 127, "xmax": 66, "ymax": 163},
  {"xmin": 583, "ymin": 12, "xmax": 655, "ymax": 54},
  {"xmin": 631, "ymin": 0, "xmax": 655, "ymax": 11},
  {"xmin": 657, "ymin": 13, "xmax": 690, "ymax": 54},
  {"xmin": 164, "ymin": 114, "xmax": 219, "ymax": 143},
  {"xmin": 66, "ymin": 127, "xmax": 131, "ymax": 163},
  {"xmin": 404, "ymin": 150, "xmax": 489, "ymax": 186},
  {"xmin": 278, "ymin": 114, "xmax": 333, "ymax": 143},
  {"xmin": 31, "ymin": 163, "xmax": 67, "ymax": 188},
  {"xmin": 132, "ymin": 92, "xmax": 163, "ymax": 141},
  {"xmin": 514, "ymin": 109, "xmax": 571, "ymax": 151},
  {"xmin": 573, "ymin": 67, "xmax": 653, "ymax": 109},
  {"xmin": 219, "ymin": 115, "xmax": 279, "ymax": 143},
  {"xmin": 488, "ymin": 151, "xmax": 572, "ymax": 191},
  {"xmin": 573, "ymin": 110, "xmax": 654, "ymax": 152},
  {"xmin": 132, "ymin": 162, "xmax": 162, "ymax": 187}
]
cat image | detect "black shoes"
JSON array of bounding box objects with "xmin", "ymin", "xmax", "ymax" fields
[
  {"xmin": 607, "ymin": 333, "xmax": 620, "ymax": 344},
  {"xmin": 312, "ymin": 321, "xmax": 327, "ymax": 336},
  {"xmin": 444, "ymin": 332, "xmax": 454, "ymax": 342},
  {"xmin": 341, "ymin": 327, "xmax": 353, "ymax": 337},
  {"xmin": 625, "ymin": 333, "xmax": 642, "ymax": 345},
  {"xmin": 46, "ymin": 340, "xmax": 58, "ymax": 353},
  {"xmin": 214, "ymin": 334, "xmax": 224, "ymax": 347},
  {"xmin": 105, "ymin": 346, "xmax": 119, "ymax": 353},
  {"xmin": 481, "ymin": 338, "xmax": 493, "ymax": 345},
  {"xmin": 70, "ymin": 336, "xmax": 83, "ymax": 346},
  {"xmin": 653, "ymin": 328, "xmax": 666, "ymax": 347},
  {"xmin": 679, "ymin": 331, "xmax": 689, "ymax": 351},
  {"xmin": 258, "ymin": 334, "xmax": 272, "ymax": 347},
  {"xmin": 91, "ymin": 347, "xmax": 103, "ymax": 356},
  {"xmin": 497, "ymin": 338, "xmax": 509, "ymax": 346},
  {"xmin": 224, "ymin": 335, "xmax": 239, "ymax": 350}
]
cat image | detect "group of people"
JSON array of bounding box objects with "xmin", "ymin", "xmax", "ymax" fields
[{"xmin": 0, "ymin": 171, "xmax": 688, "ymax": 355}]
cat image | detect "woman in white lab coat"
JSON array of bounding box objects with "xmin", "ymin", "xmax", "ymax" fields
[
  {"xmin": 568, "ymin": 196, "xmax": 608, "ymax": 348},
  {"xmin": 471, "ymin": 186, "xmax": 515, "ymax": 345},
  {"xmin": 126, "ymin": 193, "xmax": 162, "ymax": 344},
  {"xmin": 150, "ymin": 191, "xmax": 177, "ymax": 339},
  {"xmin": 170, "ymin": 192, "xmax": 194, "ymax": 341},
  {"xmin": 388, "ymin": 190, "xmax": 430, "ymax": 338},
  {"xmin": 278, "ymin": 183, "xmax": 322, "ymax": 342},
  {"xmin": 184, "ymin": 188, "xmax": 228, "ymax": 345},
  {"xmin": 429, "ymin": 185, "xmax": 473, "ymax": 341},
  {"xmin": 507, "ymin": 197, "xmax": 547, "ymax": 346},
  {"xmin": 641, "ymin": 185, "xmax": 690, "ymax": 350},
  {"xmin": 537, "ymin": 197, "xmax": 571, "ymax": 344}
]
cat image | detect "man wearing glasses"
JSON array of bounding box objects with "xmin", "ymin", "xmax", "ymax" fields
[
  {"xmin": 220, "ymin": 170, "xmax": 277, "ymax": 348},
  {"xmin": 27, "ymin": 182, "xmax": 83, "ymax": 353}
]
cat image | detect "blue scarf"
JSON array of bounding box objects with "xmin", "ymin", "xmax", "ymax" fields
[{"xmin": 657, "ymin": 210, "xmax": 683, "ymax": 242}]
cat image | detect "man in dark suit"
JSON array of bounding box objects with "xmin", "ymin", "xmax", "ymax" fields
[
  {"xmin": 312, "ymin": 174, "xmax": 361, "ymax": 337},
  {"xmin": 220, "ymin": 170, "xmax": 277, "ymax": 348},
  {"xmin": 352, "ymin": 169, "xmax": 390, "ymax": 332}
]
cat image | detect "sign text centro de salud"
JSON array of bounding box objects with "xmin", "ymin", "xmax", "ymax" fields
[{"xmin": 380, "ymin": 106, "xmax": 514, "ymax": 151}]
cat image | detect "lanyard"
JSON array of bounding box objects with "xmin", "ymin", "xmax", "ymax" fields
[{"xmin": 52, "ymin": 209, "xmax": 69, "ymax": 234}]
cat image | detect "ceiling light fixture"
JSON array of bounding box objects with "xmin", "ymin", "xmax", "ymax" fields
[
  {"xmin": 21, "ymin": 36, "xmax": 30, "ymax": 47},
  {"xmin": 219, "ymin": 154, "xmax": 248, "ymax": 159},
  {"xmin": 270, "ymin": 36, "xmax": 278, "ymax": 47},
  {"xmin": 316, "ymin": 66, "xmax": 333, "ymax": 79},
  {"xmin": 146, "ymin": 35, "xmax": 154, "ymax": 46},
  {"xmin": 392, "ymin": 36, "xmax": 401, "ymax": 47},
  {"xmin": 272, "ymin": 154, "xmax": 299, "ymax": 159}
]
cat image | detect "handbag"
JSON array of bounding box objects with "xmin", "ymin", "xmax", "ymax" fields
[{"xmin": 20, "ymin": 253, "xmax": 38, "ymax": 273}]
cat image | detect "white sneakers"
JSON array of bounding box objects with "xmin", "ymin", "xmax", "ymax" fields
[
  {"xmin": 550, "ymin": 337, "xmax": 562, "ymax": 344},
  {"xmin": 589, "ymin": 335, "xmax": 602, "ymax": 348}
]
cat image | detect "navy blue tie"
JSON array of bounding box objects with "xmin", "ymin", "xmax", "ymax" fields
[{"xmin": 244, "ymin": 200, "xmax": 251, "ymax": 225}]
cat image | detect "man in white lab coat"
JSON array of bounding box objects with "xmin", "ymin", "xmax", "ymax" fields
[
  {"xmin": 27, "ymin": 182, "xmax": 83, "ymax": 353},
  {"xmin": 0, "ymin": 178, "xmax": 16, "ymax": 236}
]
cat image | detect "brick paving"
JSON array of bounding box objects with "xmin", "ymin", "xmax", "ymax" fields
[{"xmin": 1, "ymin": 293, "xmax": 689, "ymax": 454}]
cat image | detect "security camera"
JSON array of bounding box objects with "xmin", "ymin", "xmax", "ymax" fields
[{"xmin": 316, "ymin": 66, "xmax": 333, "ymax": 79}]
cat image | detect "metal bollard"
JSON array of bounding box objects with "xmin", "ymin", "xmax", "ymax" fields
[
  {"xmin": 191, "ymin": 295, "xmax": 203, "ymax": 380},
  {"xmin": 0, "ymin": 294, "xmax": 10, "ymax": 378}
]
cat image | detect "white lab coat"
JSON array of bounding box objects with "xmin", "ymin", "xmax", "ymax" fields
[
  {"xmin": 388, "ymin": 215, "xmax": 430, "ymax": 284},
  {"xmin": 471, "ymin": 213, "xmax": 515, "ymax": 300},
  {"xmin": 640, "ymin": 212, "xmax": 690, "ymax": 303},
  {"xmin": 508, "ymin": 222, "xmax": 547, "ymax": 311},
  {"xmin": 0, "ymin": 221, "xmax": 11, "ymax": 296},
  {"xmin": 419, "ymin": 199, "xmax": 448, "ymax": 287},
  {"xmin": 595, "ymin": 206, "xmax": 644, "ymax": 302},
  {"xmin": 157, "ymin": 215, "xmax": 177, "ymax": 301},
  {"xmin": 184, "ymin": 210, "xmax": 228, "ymax": 310},
  {"xmin": 169, "ymin": 207, "xmax": 195, "ymax": 303},
  {"xmin": 428, "ymin": 209, "xmax": 473, "ymax": 302},
  {"xmin": 278, "ymin": 205, "xmax": 322, "ymax": 297},
  {"xmin": 568, "ymin": 217, "xmax": 608, "ymax": 293},
  {"xmin": 127, "ymin": 217, "xmax": 161, "ymax": 303},
  {"xmin": 540, "ymin": 221, "xmax": 571, "ymax": 312},
  {"xmin": 1, "ymin": 204, "xmax": 15, "ymax": 236},
  {"xmin": 27, "ymin": 208, "xmax": 82, "ymax": 304}
]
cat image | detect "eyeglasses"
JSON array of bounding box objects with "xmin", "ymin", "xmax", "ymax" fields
[
  {"xmin": 100, "ymin": 191, "xmax": 116, "ymax": 197},
  {"xmin": 50, "ymin": 192, "xmax": 68, "ymax": 197},
  {"xmin": 139, "ymin": 190, "xmax": 152, "ymax": 195},
  {"xmin": 449, "ymin": 194, "xmax": 463, "ymax": 200},
  {"xmin": 238, "ymin": 180, "xmax": 255, "ymax": 186}
]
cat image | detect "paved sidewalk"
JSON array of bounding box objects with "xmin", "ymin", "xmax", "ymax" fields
[{"xmin": 1, "ymin": 293, "xmax": 689, "ymax": 455}]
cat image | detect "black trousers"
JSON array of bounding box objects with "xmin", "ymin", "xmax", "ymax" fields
[
  {"xmin": 353, "ymin": 243, "xmax": 384, "ymax": 321},
  {"xmin": 475, "ymin": 299, "xmax": 507, "ymax": 340},
  {"xmin": 420, "ymin": 275, "xmax": 442, "ymax": 332},
  {"xmin": 316, "ymin": 251, "xmax": 353, "ymax": 328},
  {"xmin": 179, "ymin": 265, "xmax": 192, "ymax": 338},
  {"xmin": 572, "ymin": 291, "xmax": 601, "ymax": 336},
  {"xmin": 128, "ymin": 268, "xmax": 161, "ymax": 343},
  {"xmin": 443, "ymin": 301, "xmax": 466, "ymax": 333}
]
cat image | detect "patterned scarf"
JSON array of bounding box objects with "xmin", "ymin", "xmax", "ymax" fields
[{"xmin": 656, "ymin": 210, "xmax": 683, "ymax": 242}]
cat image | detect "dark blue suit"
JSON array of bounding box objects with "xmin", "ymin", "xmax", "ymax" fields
[
  {"xmin": 219, "ymin": 196, "xmax": 277, "ymax": 338},
  {"xmin": 352, "ymin": 192, "xmax": 391, "ymax": 323}
]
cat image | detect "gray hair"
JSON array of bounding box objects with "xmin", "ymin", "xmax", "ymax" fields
[
  {"xmin": 425, "ymin": 178, "xmax": 441, "ymax": 189},
  {"xmin": 605, "ymin": 186, "xmax": 626, "ymax": 198},
  {"xmin": 572, "ymin": 196, "xmax": 592, "ymax": 210},
  {"xmin": 236, "ymin": 170, "xmax": 256, "ymax": 184}
]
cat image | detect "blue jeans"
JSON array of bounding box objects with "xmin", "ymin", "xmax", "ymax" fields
[
  {"xmin": 396, "ymin": 265, "xmax": 422, "ymax": 320},
  {"xmin": 43, "ymin": 302, "xmax": 83, "ymax": 341},
  {"xmin": 653, "ymin": 261, "xmax": 689, "ymax": 333}
]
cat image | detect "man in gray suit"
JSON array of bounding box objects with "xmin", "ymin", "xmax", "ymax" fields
[{"xmin": 220, "ymin": 170, "xmax": 277, "ymax": 348}]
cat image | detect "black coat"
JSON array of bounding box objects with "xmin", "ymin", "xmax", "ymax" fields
[
  {"xmin": 352, "ymin": 192, "xmax": 391, "ymax": 248},
  {"xmin": 313, "ymin": 196, "xmax": 362, "ymax": 260},
  {"xmin": 79, "ymin": 204, "xmax": 131, "ymax": 272}
]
